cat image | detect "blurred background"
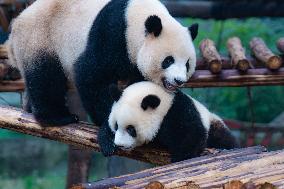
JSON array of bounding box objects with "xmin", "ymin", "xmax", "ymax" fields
[{"xmin": 0, "ymin": 0, "xmax": 283, "ymax": 188}]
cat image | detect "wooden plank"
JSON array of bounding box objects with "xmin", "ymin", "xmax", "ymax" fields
[
  {"xmin": 71, "ymin": 146, "xmax": 284, "ymax": 189},
  {"xmin": 186, "ymin": 68, "xmax": 284, "ymax": 88},
  {"xmin": 0, "ymin": 79, "xmax": 24, "ymax": 92}
]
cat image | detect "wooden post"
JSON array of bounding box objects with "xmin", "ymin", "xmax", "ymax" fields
[
  {"xmin": 227, "ymin": 37, "xmax": 250, "ymax": 72},
  {"xmin": 200, "ymin": 39, "xmax": 222, "ymax": 74},
  {"xmin": 66, "ymin": 91, "xmax": 92, "ymax": 189},
  {"xmin": 277, "ymin": 38, "xmax": 284, "ymax": 54},
  {"xmin": 250, "ymin": 37, "xmax": 282, "ymax": 70}
]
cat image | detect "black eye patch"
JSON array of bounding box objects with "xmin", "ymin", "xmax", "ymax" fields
[
  {"xmin": 186, "ymin": 60, "xmax": 190, "ymax": 72},
  {"xmin": 115, "ymin": 123, "xmax": 118, "ymax": 131},
  {"xmin": 162, "ymin": 56, "xmax": 175, "ymax": 69},
  {"xmin": 126, "ymin": 125, "xmax": 137, "ymax": 138}
]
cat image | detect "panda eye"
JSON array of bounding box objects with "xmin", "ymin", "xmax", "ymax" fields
[
  {"xmin": 126, "ymin": 125, "xmax": 137, "ymax": 138},
  {"xmin": 186, "ymin": 60, "xmax": 190, "ymax": 72},
  {"xmin": 115, "ymin": 123, "xmax": 118, "ymax": 131},
  {"xmin": 162, "ymin": 56, "xmax": 175, "ymax": 69}
]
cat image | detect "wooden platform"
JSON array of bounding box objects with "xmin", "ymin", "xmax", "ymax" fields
[
  {"xmin": 1, "ymin": 36, "xmax": 284, "ymax": 89},
  {"xmin": 73, "ymin": 146, "xmax": 284, "ymax": 189}
]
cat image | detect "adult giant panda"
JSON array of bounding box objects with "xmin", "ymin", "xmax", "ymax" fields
[
  {"xmin": 98, "ymin": 81, "xmax": 239, "ymax": 162},
  {"xmin": 7, "ymin": 0, "xmax": 198, "ymax": 126}
]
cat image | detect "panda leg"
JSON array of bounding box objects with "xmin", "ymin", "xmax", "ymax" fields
[
  {"xmin": 207, "ymin": 120, "xmax": 240, "ymax": 149},
  {"xmin": 24, "ymin": 52, "xmax": 78, "ymax": 126}
]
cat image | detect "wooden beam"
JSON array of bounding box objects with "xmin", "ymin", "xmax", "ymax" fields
[
  {"xmin": 70, "ymin": 146, "xmax": 284, "ymax": 189},
  {"xmin": 1, "ymin": 67, "xmax": 284, "ymax": 91},
  {"xmin": 0, "ymin": 79, "xmax": 24, "ymax": 92},
  {"xmin": 163, "ymin": 0, "xmax": 284, "ymax": 19},
  {"xmin": 186, "ymin": 68, "xmax": 284, "ymax": 88}
]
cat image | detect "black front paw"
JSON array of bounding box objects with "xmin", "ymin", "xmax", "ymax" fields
[
  {"xmin": 98, "ymin": 122, "xmax": 117, "ymax": 156},
  {"xmin": 35, "ymin": 114, "xmax": 79, "ymax": 126}
]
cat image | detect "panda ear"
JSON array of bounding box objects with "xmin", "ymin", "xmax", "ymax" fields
[
  {"xmin": 145, "ymin": 15, "xmax": 162, "ymax": 37},
  {"xmin": 141, "ymin": 95, "xmax": 161, "ymax": 110},
  {"xmin": 188, "ymin": 23, "xmax": 199, "ymax": 41},
  {"xmin": 109, "ymin": 84, "xmax": 122, "ymax": 102}
]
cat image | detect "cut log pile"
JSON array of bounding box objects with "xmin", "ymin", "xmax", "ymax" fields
[
  {"xmin": 72, "ymin": 146, "xmax": 284, "ymax": 189},
  {"xmin": 0, "ymin": 37, "xmax": 283, "ymax": 89}
]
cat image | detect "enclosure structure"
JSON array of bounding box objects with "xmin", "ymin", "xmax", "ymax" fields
[{"xmin": 0, "ymin": 0, "xmax": 284, "ymax": 189}]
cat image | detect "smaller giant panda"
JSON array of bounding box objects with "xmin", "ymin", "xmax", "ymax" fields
[{"xmin": 98, "ymin": 81, "xmax": 239, "ymax": 162}]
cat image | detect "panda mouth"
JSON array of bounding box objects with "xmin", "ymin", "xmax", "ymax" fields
[
  {"xmin": 119, "ymin": 147, "xmax": 133, "ymax": 151},
  {"xmin": 162, "ymin": 78, "xmax": 178, "ymax": 92}
]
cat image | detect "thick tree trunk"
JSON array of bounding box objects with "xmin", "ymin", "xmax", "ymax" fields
[
  {"xmin": 227, "ymin": 37, "xmax": 250, "ymax": 72},
  {"xmin": 199, "ymin": 39, "xmax": 222, "ymax": 74},
  {"xmin": 250, "ymin": 37, "xmax": 282, "ymax": 70},
  {"xmin": 66, "ymin": 90, "xmax": 92, "ymax": 189}
]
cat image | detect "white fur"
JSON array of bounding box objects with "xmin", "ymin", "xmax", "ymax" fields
[
  {"xmin": 108, "ymin": 81, "xmax": 174, "ymax": 149},
  {"xmin": 126, "ymin": 0, "xmax": 196, "ymax": 88},
  {"xmin": 188, "ymin": 96, "xmax": 211, "ymax": 131},
  {"xmin": 8, "ymin": 0, "xmax": 110, "ymax": 81}
]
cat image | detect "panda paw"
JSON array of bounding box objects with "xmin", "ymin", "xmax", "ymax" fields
[
  {"xmin": 98, "ymin": 123, "xmax": 117, "ymax": 157},
  {"xmin": 36, "ymin": 114, "xmax": 79, "ymax": 127}
]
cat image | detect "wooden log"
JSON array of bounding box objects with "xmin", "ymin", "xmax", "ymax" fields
[
  {"xmin": 227, "ymin": 37, "xmax": 250, "ymax": 72},
  {"xmin": 277, "ymin": 38, "xmax": 284, "ymax": 54},
  {"xmin": 0, "ymin": 45, "xmax": 8, "ymax": 59},
  {"xmin": 164, "ymin": 0, "xmax": 284, "ymax": 19},
  {"xmin": 70, "ymin": 146, "xmax": 284, "ymax": 189},
  {"xmin": 250, "ymin": 38, "xmax": 282, "ymax": 70},
  {"xmin": 200, "ymin": 39, "xmax": 222, "ymax": 74},
  {"xmin": 0, "ymin": 105, "xmax": 171, "ymax": 165}
]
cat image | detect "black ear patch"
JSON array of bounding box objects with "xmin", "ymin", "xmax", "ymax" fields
[
  {"xmin": 188, "ymin": 23, "xmax": 199, "ymax": 41},
  {"xmin": 141, "ymin": 95, "xmax": 161, "ymax": 110},
  {"xmin": 145, "ymin": 15, "xmax": 162, "ymax": 37},
  {"xmin": 109, "ymin": 84, "xmax": 122, "ymax": 102}
]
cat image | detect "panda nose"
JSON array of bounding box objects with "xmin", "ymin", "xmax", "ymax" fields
[{"xmin": 174, "ymin": 79, "xmax": 185, "ymax": 86}]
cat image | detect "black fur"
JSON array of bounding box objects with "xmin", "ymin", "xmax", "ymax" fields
[
  {"xmin": 109, "ymin": 84, "xmax": 123, "ymax": 102},
  {"xmin": 154, "ymin": 91, "xmax": 207, "ymax": 163},
  {"xmin": 74, "ymin": 0, "xmax": 143, "ymax": 125},
  {"xmin": 188, "ymin": 23, "xmax": 199, "ymax": 41},
  {"xmin": 207, "ymin": 121, "xmax": 240, "ymax": 149},
  {"xmin": 24, "ymin": 51, "xmax": 78, "ymax": 126},
  {"xmin": 98, "ymin": 121, "xmax": 118, "ymax": 156},
  {"xmin": 141, "ymin": 95, "xmax": 161, "ymax": 110},
  {"xmin": 145, "ymin": 15, "xmax": 162, "ymax": 37}
]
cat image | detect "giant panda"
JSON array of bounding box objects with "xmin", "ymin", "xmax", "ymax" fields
[
  {"xmin": 98, "ymin": 81, "xmax": 239, "ymax": 162},
  {"xmin": 7, "ymin": 0, "xmax": 198, "ymax": 126}
]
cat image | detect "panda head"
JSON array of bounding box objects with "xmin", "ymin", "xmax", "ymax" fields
[
  {"xmin": 108, "ymin": 82, "xmax": 174, "ymax": 150},
  {"xmin": 137, "ymin": 15, "xmax": 198, "ymax": 92}
]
